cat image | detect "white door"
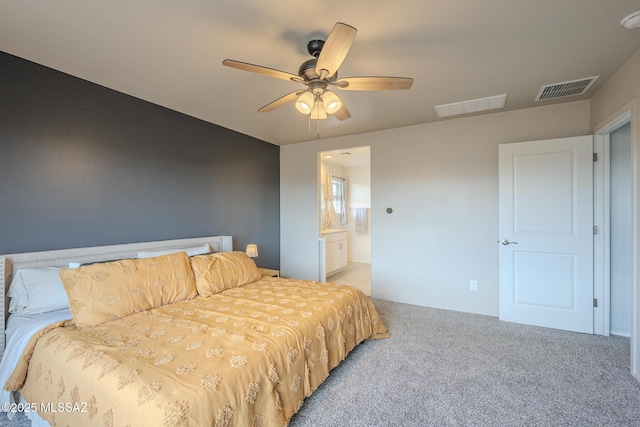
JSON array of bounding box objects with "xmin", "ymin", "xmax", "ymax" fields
[{"xmin": 498, "ymin": 136, "xmax": 594, "ymax": 333}]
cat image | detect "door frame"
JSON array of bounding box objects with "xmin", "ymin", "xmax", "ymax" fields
[
  {"xmin": 594, "ymin": 99, "xmax": 638, "ymax": 379},
  {"xmin": 317, "ymin": 146, "xmax": 372, "ymax": 283}
]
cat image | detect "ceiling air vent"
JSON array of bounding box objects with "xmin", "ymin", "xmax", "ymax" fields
[
  {"xmin": 435, "ymin": 94, "xmax": 507, "ymax": 118},
  {"xmin": 535, "ymin": 76, "xmax": 599, "ymax": 102}
]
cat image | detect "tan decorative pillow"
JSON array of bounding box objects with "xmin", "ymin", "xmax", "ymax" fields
[
  {"xmin": 190, "ymin": 251, "xmax": 262, "ymax": 297},
  {"xmin": 59, "ymin": 252, "xmax": 197, "ymax": 329}
]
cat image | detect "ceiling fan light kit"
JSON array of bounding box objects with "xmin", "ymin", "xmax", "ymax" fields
[
  {"xmin": 322, "ymin": 90, "xmax": 342, "ymax": 114},
  {"xmin": 311, "ymin": 98, "xmax": 327, "ymax": 120},
  {"xmin": 223, "ymin": 22, "xmax": 413, "ymax": 123},
  {"xmin": 295, "ymin": 91, "xmax": 314, "ymax": 114}
]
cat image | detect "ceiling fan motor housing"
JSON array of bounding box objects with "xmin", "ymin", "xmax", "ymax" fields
[
  {"xmin": 308, "ymin": 80, "xmax": 327, "ymax": 96},
  {"xmin": 298, "ymin": 58, "xmax": 318, "ymax": 80},
  {"xmin": 299, "ymin": 39, "xmax": 342, "ymax": 81},
  {"xmin": 298, "ymin": 57, "xmax": 338, "ymax": 82},
  {"xmin": 307, "ymin": 39, "xmax": 325, "ymax": 57}
]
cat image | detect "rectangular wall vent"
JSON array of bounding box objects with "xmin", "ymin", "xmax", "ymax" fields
[
  {"xmin": 435, "ymin": 94, "xmax": 507, "ymax": 118},
  {"xmin": 535, "ymin": 76, "xmax": 599, "ymax": 102}
]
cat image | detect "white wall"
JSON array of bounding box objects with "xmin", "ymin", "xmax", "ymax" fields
[
  {"xmin": 280, "ymin": 148, "xmax": 321, "ymax": 281},
  {"xmin": 281, "ymin": 100, "xmax": 590, "ymax": 315}
]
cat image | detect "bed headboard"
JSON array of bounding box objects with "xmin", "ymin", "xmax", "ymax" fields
[{"xmin": 0, "ymin": 235, "xmax": 232, "ymax": 360}]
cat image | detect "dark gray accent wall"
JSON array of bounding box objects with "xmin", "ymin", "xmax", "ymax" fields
[{"xmin": 0, "ymin": 52, "xmax": 280, "ymax": 269}]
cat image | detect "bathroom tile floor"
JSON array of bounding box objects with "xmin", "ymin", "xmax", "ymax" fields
[{"xmin": 325, "ymin": 262, "xmax": 371, "ymax": 296}]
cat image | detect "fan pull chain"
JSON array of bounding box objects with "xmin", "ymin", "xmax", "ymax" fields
[{"xmin": 306, "ymin": 110, "xmax": 321, "ymax": 139}]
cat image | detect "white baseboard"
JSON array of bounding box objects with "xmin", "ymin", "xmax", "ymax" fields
[{"xmin": 611, "ymin": 330, "xmax": 631, "ymax": 338}]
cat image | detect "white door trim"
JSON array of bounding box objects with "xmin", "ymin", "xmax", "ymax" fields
[
  {"xmin": 593, "ymin": 132, "xmax": 611, "ymax": 336},
  {"xmin": 594, "ymin": 100, "xmax": 637, "ymax": 380}
]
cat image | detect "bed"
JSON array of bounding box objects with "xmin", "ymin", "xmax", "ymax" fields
[{"xmin": 0, "ymin": 236, "xmax": 388, "ymax": 426}]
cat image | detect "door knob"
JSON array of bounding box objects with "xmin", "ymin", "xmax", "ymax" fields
[{"xmin": 499, "ymin": 239, "xmax": 518, "ymax": 245}]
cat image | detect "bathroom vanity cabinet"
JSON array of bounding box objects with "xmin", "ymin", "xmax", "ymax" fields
[{"xmin": 323, "ymin": 230, "xmax": 348, "ymax": 276}]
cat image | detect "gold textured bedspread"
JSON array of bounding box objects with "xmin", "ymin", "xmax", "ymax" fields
[{"xmin": 8, "ymin": 277, "xmax": 388, "ymax": 426}]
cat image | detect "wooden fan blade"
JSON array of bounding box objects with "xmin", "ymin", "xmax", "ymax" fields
[
  {"xmin": 223, "ymin": 59, "xmax": 300, "ymax": 82},
  {"xmin": 315, "ymin": 23, "xmax": 357, "ymax": 79},
  {"xmin": 332, "ymin": 103, "xmax": 351, "ymax": 121},
  {"xmin": 258, "ymin": 91, "xmax": 303, "ymax": 112},
  {"xmin": 336, "ymin": 76, "xmax": 414, "ymax": 91}
]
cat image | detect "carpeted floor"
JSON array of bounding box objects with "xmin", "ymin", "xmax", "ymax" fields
[
  {"xmin": 289, "ymin": 300, "xmax": 640, "ymax": 427},
  {"xmin": 2, "ymin": 299, "xmax": 640, "ymax": 426}
]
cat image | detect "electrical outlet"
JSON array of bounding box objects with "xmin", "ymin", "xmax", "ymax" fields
[{"xmin": 470, "ymin": 280, "xmax": 478, "ymax": 291}]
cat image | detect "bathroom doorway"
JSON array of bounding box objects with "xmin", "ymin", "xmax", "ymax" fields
[{"xmin": 319, "ymin": 146, "xmax": 371, "ymax": 295}]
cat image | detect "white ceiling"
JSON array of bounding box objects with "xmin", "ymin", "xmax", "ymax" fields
[
  {"xmin": 2, "ymin": 1, "xmax": 640, "ymax": 146},
  {"xmin": 321, "ymin": 146, "xmax": 370, "ymax": 168}
]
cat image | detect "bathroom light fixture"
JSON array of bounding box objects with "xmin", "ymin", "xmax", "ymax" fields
[
  {"xmin": 621, "ymin": 11, "xmax": 640, "ymax": 29},
  {"xmin": 245, "ymin": 244, "xmax": 258, "ymax": 258}
]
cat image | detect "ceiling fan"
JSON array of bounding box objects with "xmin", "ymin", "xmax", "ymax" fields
[{"xmin": 222, "ymin": 22, "xmax": 413, "ymax": 121}]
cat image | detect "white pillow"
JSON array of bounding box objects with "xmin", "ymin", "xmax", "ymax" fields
[
  {"xmin": 136, "ymin": 243, "xmax": 211, "ymax": 259},
  {"xmin": 8, "ymin": 267, "xmax": 70, "ymax": 315}
]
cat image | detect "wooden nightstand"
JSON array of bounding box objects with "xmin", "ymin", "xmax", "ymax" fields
[{"xmin": 259, "ymin": 268, "xmax": 280, "ymax": 277}]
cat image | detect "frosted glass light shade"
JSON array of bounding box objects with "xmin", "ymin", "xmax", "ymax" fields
[
  {"xmin": 295, "ymin": 92, "xmax": 314, "ymax": 114},
  {"xmin": 323, "ymin": 91, "xmax": 342, "ymax": 114},
  {"xmin": 311, "ymin": 98, "xmax": 327, "ymax": 119},
  {"xmin": 245, "ymin": 244, "xmax": 258, "ymax": 258}
]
